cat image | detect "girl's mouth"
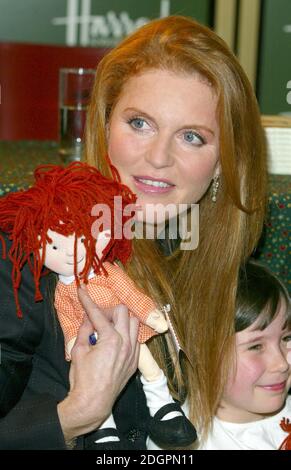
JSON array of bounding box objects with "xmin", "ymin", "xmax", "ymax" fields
[{"xmin": 259, "ymin": 381, "xmax": 286, "ymax": 392}]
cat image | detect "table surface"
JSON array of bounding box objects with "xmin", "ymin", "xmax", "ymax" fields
[
  {"xmin": 0, "ymin": 141, "xmax": 62, "ymax": 193},
  {"xmin": 0, "ymin": 140, "xmax": 290, "ymax": 293}
]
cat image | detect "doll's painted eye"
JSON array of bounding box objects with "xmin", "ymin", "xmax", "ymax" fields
[{"xmin": 52, "ymin": 245, "xmax": 58, "ymax": 250}]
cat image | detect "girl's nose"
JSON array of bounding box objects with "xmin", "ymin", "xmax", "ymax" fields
[{"xmin": 269, "ymin": 347, "xmax": 290, "ymax": 374}]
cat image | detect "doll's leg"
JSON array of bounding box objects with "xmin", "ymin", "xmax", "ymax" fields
[
  {"xmin": 86, "ymin": 414, "xmax": 137, "ymax": 450},
  {"xmin": 94, "ymin": 414, "xmax": 119, "ymax": 443},
  {"xmin": 138, "ymin": 343, "xmax": 197, "ymax": 448},
  {"xmin": 138, "ymin": 343, "xmax": 180, "ymax": 417}
]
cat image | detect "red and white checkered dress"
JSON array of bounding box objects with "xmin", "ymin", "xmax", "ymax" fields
[{"xmin": 55, "ymin": 261, "xmax": 158, "ymax": 358}]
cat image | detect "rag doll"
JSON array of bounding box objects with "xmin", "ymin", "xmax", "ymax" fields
[{"xmin": 0, "ymin": 162, "xmax": 196, "ymax": 449}]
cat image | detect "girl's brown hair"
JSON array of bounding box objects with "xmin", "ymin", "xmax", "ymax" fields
[
  {"xmin": 235, "ymin": 260, "xmax": 291, "ymax": 333},
  {"xmin": 84, "ymin": 16, "xmax": 267, "ymax": 439}
]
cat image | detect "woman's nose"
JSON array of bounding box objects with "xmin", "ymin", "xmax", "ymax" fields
[{"xmin": 145, "ymin": 136, "xmax": 174, "ymax": 169}]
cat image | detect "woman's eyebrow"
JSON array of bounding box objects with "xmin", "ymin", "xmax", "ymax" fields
[
  {"xmin": 124, "ymin": 107, "xmax": 152, "ymax": 119},
  {"xmin": 183, "ymin": 124, "xmax": 215, "ymax": 136}
]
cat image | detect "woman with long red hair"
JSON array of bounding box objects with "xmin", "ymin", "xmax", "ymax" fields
[{"xmin": 0, "ymin": 15, "xmax": 267, "ymax": 449}]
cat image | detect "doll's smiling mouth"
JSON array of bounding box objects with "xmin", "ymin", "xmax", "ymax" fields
[{"xmin": 67, "ymin": 257, "xmax": 84, "ymax": 265}]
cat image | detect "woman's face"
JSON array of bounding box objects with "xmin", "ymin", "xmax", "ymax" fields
[
  {"xmin": 218, "ymin": 299, "xmax": 291, "ymax": 423},
  {"xmin": 107, "ymin": 69, "xmax": 220, "ymax": 225}
]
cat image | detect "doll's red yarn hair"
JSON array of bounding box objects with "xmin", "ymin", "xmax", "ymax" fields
[{"xmin": 0, "ymin": 162, "xmax": 136, "ymax": 317}]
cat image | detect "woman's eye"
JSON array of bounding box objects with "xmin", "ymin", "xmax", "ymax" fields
[
  {"xmin": 128, "ymin": 117, "xmax": 148, "ymax": 130},
  {"xmin": 183, "ymin": 131, "xmax": 205, "ymax": 145}
]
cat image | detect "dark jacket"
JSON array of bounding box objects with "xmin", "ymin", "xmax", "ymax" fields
[{"xmin": 0, "ymin": 235, "xmax": 149, "ymax": 449}]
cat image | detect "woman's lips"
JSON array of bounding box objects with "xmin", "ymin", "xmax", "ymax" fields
[
  {"xmin": 133, "ymin": 176, "xmax": 175, "ymax": 194},
  {"xmin": 258, "ymin": 381, "xmax": 286, "ymax": 392}
]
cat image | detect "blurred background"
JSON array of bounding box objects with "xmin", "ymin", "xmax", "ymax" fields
[{"xmin": 1, "ymin": 0, "xmax": 290, "ymax": 118}]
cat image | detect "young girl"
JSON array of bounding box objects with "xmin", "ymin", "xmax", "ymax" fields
[{"xmin": 200, "ymin": 261, "xmax": 291, "ymax": 450}]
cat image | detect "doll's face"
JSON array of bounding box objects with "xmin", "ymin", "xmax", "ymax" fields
[
  {"xmin": 41, "ymin": 229, "xmax": 111, "ymax": 277},
  {"xmin": 42, "ymin": 230, "xmax": 87, "ymax": 276}
]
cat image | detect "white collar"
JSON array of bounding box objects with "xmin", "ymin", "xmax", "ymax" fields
[{"xmin": 58, "ymin": 268, "xmax": 95, "ymax": 285}]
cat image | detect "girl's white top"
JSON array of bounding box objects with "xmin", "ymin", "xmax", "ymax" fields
[
  {"xmin": 147, "ymin": 396, "xmax": 291, "ymax": 450},
  {"xmin": 200, "ymin": 395, "xmax": 291, "ymax": 450}
]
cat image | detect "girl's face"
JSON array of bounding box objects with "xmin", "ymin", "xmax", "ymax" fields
[
  {"xmin": 218, "ymin": 299, "xmax": 291, "ymax": 423},
  {"xmin": 107, "ymin": 69, "xmax": 220, "ymax": 225}
]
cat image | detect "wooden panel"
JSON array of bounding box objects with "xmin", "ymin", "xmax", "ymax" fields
[
  {"xmin": 236, "ymin": 0, "xmax": 261, "ymax": 87},
  {"xmin": 214, "ymin": 0, "xmax": 237, "ymax": 51}
]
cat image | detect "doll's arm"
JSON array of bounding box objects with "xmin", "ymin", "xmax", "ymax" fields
[
  {"xmin": 104, "ymin": 263, "xmax": 168, "ymax": 333},
  {"xmin": 55, "ymin": 282, "xmax": 84, "ymax": 359}
]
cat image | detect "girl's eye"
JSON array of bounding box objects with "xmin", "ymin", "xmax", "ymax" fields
[
  {"xmin": 183, "ymin": 131, "xmax": 205, "ymax": 146},
  {"xmin": 52, "ymin": 246, "xmax": 58, "ymax": 250},
  {"xmin": 80, "ymin": 238, "xmax": 85, "ymax": 243},
  {"xmin": 282, "ymin": 334, "xmax": 291, "ymax": 343},
  {"xmin": 248, "ymin": 344, "xmax": 262, "ymax": 351}
]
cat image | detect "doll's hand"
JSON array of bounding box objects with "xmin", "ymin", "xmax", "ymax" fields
[
  {"xmin": 57, "ymin": 286, "xmax": 140, "ymax": 443},
  {"xmin": 146, "ymin": 309, "xmax": 168, "ymax": 333}
]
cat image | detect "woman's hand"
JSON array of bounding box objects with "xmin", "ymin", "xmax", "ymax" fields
[{"xmin": 57, "ymin": 286, "xmax": 140, "ymax": 443}]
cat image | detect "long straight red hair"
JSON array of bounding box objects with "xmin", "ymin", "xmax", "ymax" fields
[{"xmin": 84, "ymin": 16, "xmax": 267, "ymax": 440}]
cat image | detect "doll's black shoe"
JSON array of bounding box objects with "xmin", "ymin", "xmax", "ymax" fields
[
  {"xmin": 148, "ymin": 402, "xmax": 197, "ymax": 448},
  {"xmin": 84, "ymin": 428, "xmax": 135, "ymax": 450}
]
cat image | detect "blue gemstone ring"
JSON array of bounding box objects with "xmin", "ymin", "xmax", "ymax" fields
[{"xmin": 89, "ymin": 332, "xmax": 98, "ymax": 346}]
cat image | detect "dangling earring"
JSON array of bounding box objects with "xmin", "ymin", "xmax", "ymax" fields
[{"xmin": 211, "ymin": 175, "xmax": 220, "ymax": 203}]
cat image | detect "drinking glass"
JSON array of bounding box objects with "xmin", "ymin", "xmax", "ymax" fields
[{"xmin": 58, "ymin": 68, "xmax": 95, "ymax": 162}]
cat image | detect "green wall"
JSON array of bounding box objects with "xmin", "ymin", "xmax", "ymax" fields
[
  {"xmin": 0, "ymin": 0, "xmax": 212, "ymax": 47},
  {"xmin": 257, "ymin": 0, "xmax": 291, "ymax": 115}
]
